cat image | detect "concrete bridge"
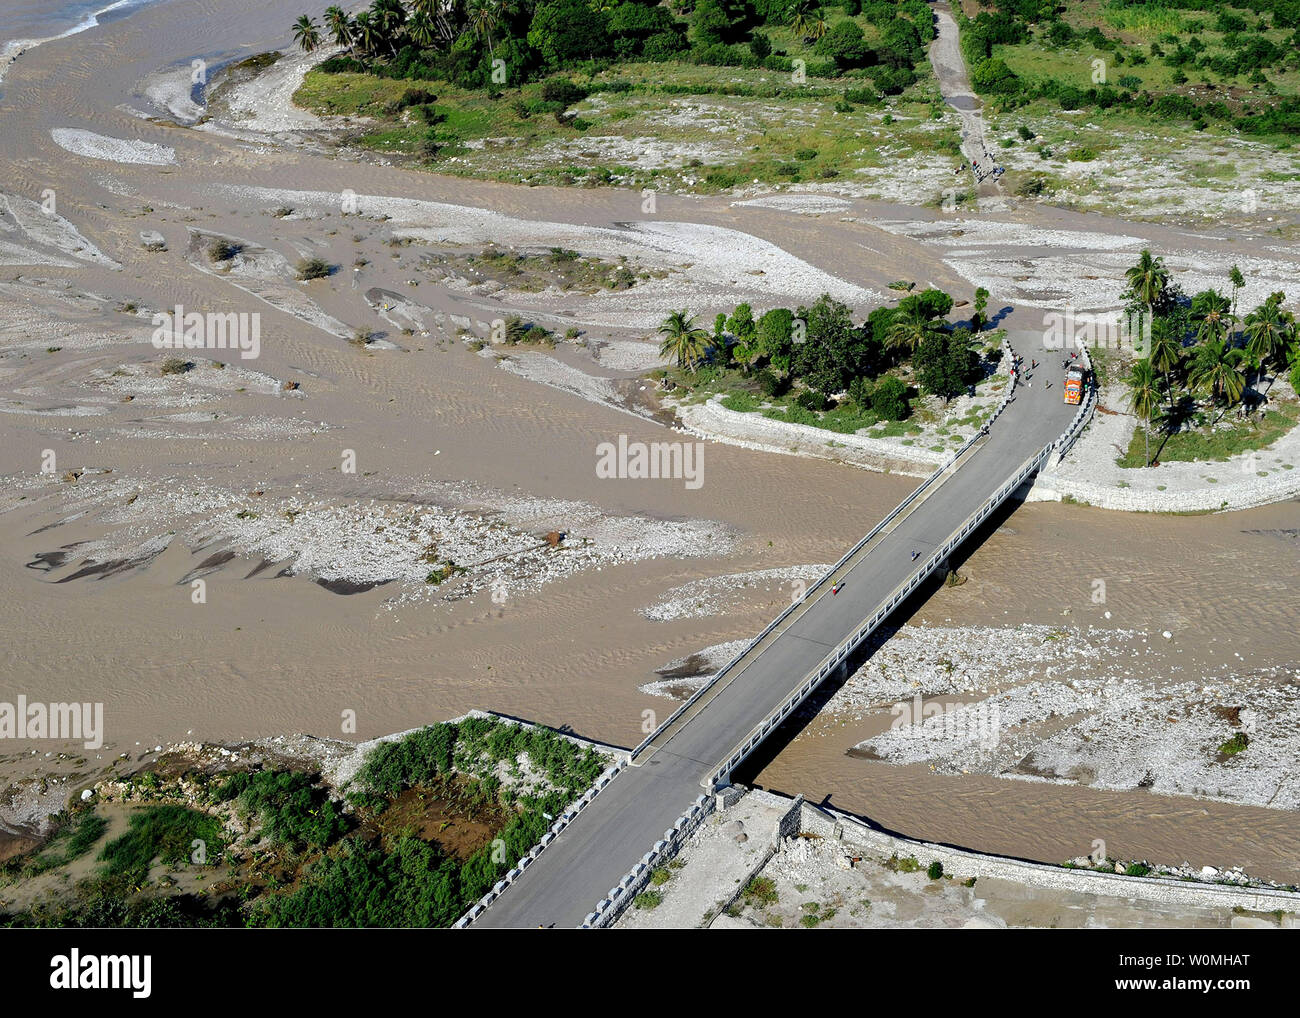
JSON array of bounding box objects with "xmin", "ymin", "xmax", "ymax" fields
[{"xmin": 468, "ymin": 335, "xmax": 1093, "ymax": 928}]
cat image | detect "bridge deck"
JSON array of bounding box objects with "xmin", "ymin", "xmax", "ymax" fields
[{"xmin": 474, "ymin": 333, "xmax": 1078, "ymax": 928}]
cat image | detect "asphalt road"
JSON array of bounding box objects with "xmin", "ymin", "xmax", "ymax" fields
[{"xmin": 475, "ymin": 335, "xmax": 1079, "ymax": 928}]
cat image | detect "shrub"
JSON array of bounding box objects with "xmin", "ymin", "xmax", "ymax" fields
[
  {"xmin": 158, "ymin": 354, "xmax": 194, "ymax": 376},
  {"xmin": 869, "ymin": 374, "xmax": 909, "ymax": 420},
  {"xmin": 541, "ymin": 78, "xmax": 589, "ymax": 107},
  {"xmin": 98, "ymin": 806, "xmax": 223, "ymax": 882},
  {"xmin": 207, "ymin": 239, "xmax": 240, "ymax": 262},
  {"xmin": 927, "ymin": 860, "xmax": 944, "ymax": 880},
  {"xmin": 217, "ymin": 770, "xmax": 349, "ymax": 850},
  {"xmin": 295, "ymin": 257, "xmax": 333, "ymax": 280},
  {"xmin": 796, "ymin": 388, "xmax": 829, "ymax": 412}
]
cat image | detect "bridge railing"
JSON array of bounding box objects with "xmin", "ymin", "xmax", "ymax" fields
[
  {"xmin": 702, "ymin": 441, "xmax": 1053, "ymax": 791},
  {"xmin": 453, "ymin": 754, "xmax": 628, "ymax": 928},
  {"xmin": 630, "ymin": 334, "xmax": 1019, "ymax": 762},
  {"xmin": 1051, "ymin": 339, "xmax": 1097, "ymax": 462},
  {"xmin": 579, "ymin": 794, "xmax": 715, "ymax": 929}
]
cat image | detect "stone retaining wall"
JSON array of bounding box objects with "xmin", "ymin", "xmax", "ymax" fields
[
  {"xmin": 581, "ymin": 794, "xmax": 716, "ymax": 928},
  {"xmin": 800, "ymin": 801, "xmax": 1300, "ymax": 914}
]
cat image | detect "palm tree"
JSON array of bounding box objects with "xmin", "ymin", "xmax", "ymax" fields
[
  {"xmin": 1191, "ymin": 289, "xmax": 1232, "ymax": 345},
  {"xmin": 414, "ymin": 0, "xmax": 461, "ymax": 45},
  {"xmin": 324, "ymin": 6, "xmax": 355, "ymax": 50},
  {"xmin": 408, "ymin": 10, "xmax": 438, "ymax": 48},
  {"xmin": 658, "ymin": 310, "xmax": 710, "ymax": 371},
  {"xmin": 370, "ymin": 0, "xmax": 407, "ymax": 55},
  {"xmin": 292, "ymin": 14, "xmax": 322, "ymax": 53},
  {"xmin": 1243, "ymin": 294, "xmax": 1293, "ymax": 387},
  {"xmin": 788, "ymin": 0, "xmax": 818, "ymax": 41},
  {"xmin": 809, "ymin": 9, "xmax": 829, "ymax": 40},
  {"xmin": 1128, "ymin": 359, "xmax": 1161, "ymax": 466},
  {"xmin": 1125, "ymin": 249, "xmax": 1168, "ymax": 333},
  {"xmin": 886, "ymin": 306, "xmax": 944, "ymax": 355},
  {"xmin": 352, "ymin": 11, "xmax": 380, "ymax": 56},
  {"xmin": 1228, "ymin": 264, "xmax": 1245, "ymax": 323},
  {"xmin": 465, "ymin": 0, "xmax": 503, "ymax": 58},
  {"xmin": 1188, "ymin": 337, "xmax": 1246, "ymax": 408},
  {"xmin": 1146, "ymin": 317, "xmax": 1180, "ymax": 410}
]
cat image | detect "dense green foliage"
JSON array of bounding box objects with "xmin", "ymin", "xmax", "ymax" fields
[
  {"xmin": 98, "ymin": 806, "xmax": 225, "ymax": 883},
  {"xmin": 2, "ymin": 875, "xmax": 243, "ymax": 928},
  {"xmin": 664, "ymin": 286, "xmax": 994, "ymax": 431},
  {"xmin": 292, "ymin": 0, "xmax": 937, "ymax": 95},
  {"xmin": 215, "ymin": 769, "xmax": 350, "ymax": 850},
  {"xmin": 956, "ymin": 1, "xmax": 1300, "ymax": 137},
  {"xmin": 2, "ymin": 717, "xmax": 612, "ymax": 928},
  {"xmin": 1121, "ymin": 250, "xmax": 1299, "ymax": 466},
  {"xmin": 362, "ymin": 715, "xmax": 606, "ymax": 799}
]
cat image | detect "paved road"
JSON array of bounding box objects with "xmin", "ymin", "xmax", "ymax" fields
[{"xmin": 475, "ymin": 334, "xmax": 1077, "ymax": 928}]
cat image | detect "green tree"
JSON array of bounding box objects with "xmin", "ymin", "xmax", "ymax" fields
[
  {"xmin": 1128, "ymin": 359, "xmax": 1161, "ymax": 466},
  {"xmin": 793, "ymin": 294, "xmax": 871, "ymax": 394},
  {"xmin": 1243, "ymin": 293, "xmax": 1294, "ymax": 386},
  {"xmin": 692, "ymin": 0, "xmax": 748, "ymax": 46},
  {"xmin": 1228, "ymin": 263, "xmax": 1245, "ymax": 323},
  {"xmin": 869, "ymin": 374, "xmax": 909, "ymax": 420},
  {"xmin": 529, "ymin": 0, "xmax": 611, "ymax": 66},
  {"xmin": 1187, "ymin": 337, "xmax": 1246, "ymax": 407},
  {"xmin": 352, "ymin": 11, "xmax": 381, "ymax": 56},
  {"xmin": 886, "ymin": 291, "xmax": 950, "ymax": 355},
  {"xmin": 788, "ymin": 0, "xmax": 819, "ymax": 41},
  {"xmin": 465, "ymin": 0, "xmax": 504, "ymax": 58},
  {"xmin": 727, "ymin": 303, "xmax": 759, "ymax": 370},
  {"xmin": 815, "ymin": 19, "xmax": 868, "ymax": 67},
  {"xmin": 972, "ymin": 286, "xmax": 989, "ymax": 331},
  {"xmin": 1191, "ymin": 288, "xmax": 1232, "ymax": 345},
  {"xmin": 756, "ymin": 307, "xmax": 795, "ymax": 375},
  {"xmin": 292, "ymin": 14, "xmax": 322, "ymax": 53},
  {"xmin": 658, "ymin": 309, "xmax": 710, "ymax": 371},
  {"xmin": 1147, "ymin": 317, "xmax": 1181, "ymax": 410},
  {"xmin": 1125, "ymin": 249, "xmax": 1168, "ymax": 336},
  {"xmin": 324, "ymin": 6, "xmax": 355, "ymax": 50},
  {"xmin": 915, "ymin": 328, "xmax": 973, "ymax": 403}
]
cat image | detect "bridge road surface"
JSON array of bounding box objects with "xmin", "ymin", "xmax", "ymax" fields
[{"xmin": 475, "ymin": 335, "xmax": 1080, "ymax": 928}]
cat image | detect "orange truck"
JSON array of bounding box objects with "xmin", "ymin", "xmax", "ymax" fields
[{"xmin": 1063, "ymin": 365, "xmax": 1085, "ymax": 405}]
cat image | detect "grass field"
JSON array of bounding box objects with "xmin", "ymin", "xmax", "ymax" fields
[
  {"xmin": 1119, "ymin": 401, "xmax": 1300, "ymax": 468},
  {"xmin": 293, "ymin": 11, "xmax": 965, "ymax": 199}
]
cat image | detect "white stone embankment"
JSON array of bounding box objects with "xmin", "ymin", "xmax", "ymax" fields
[
  {"xmin": 1034, "ymin": 382, "xmax": 1300, "ymax": 513},
  {"xmin": 676, "ymin": 396, "xmax": 939, "ymax": 477},
  {"xmin": 798, "ymin": 797, "xmax": 1300, "ymax": 913}
]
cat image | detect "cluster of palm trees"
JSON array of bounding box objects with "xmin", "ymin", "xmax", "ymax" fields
[
  {"xmin": 292, "ymin": 1, "xmax": 510, "ymax": 60},
  {"xmin": 1125, "ymin": 249, "xmax": 1298, "ymax": 466}
]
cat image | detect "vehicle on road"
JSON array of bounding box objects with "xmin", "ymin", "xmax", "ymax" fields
[{"xmin": 1063, "ymin": 365, "xmax": 1085, "ymax": 405}]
